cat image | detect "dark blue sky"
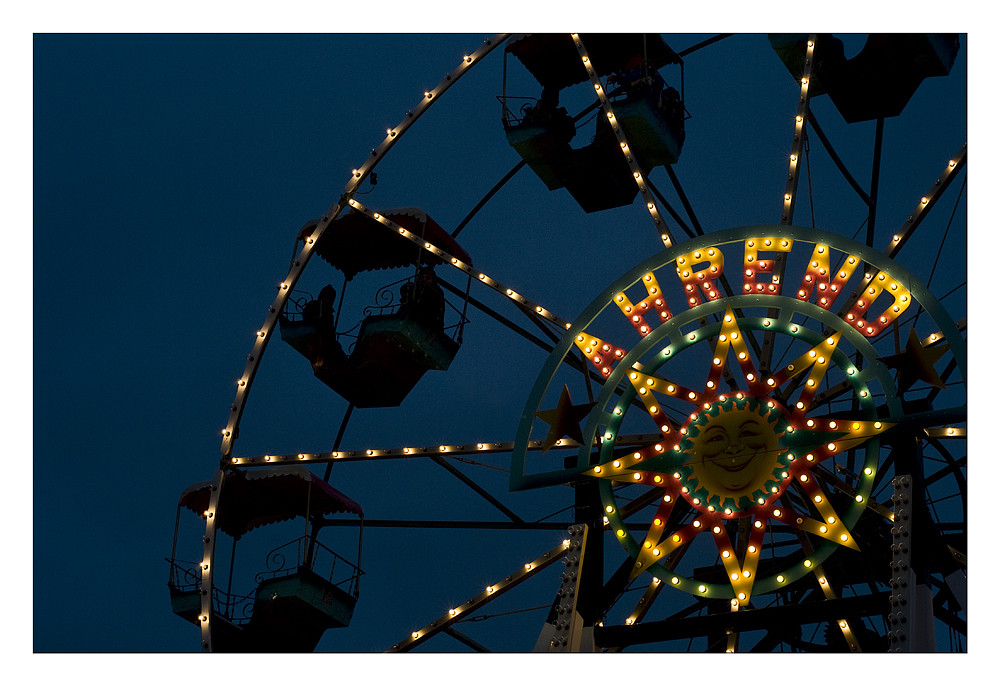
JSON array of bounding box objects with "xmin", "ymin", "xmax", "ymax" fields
[{"xmin": 32, "ymin": 30, "xmax": 976, "ymax": 664}]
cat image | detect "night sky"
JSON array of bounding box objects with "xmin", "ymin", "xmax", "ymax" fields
[{"xmin": 28, "ymin": 20, "xmax": 986, "ymax": 676}]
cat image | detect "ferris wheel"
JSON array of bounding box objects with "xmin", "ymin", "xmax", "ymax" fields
[{"xmin": 167, "ymin": 33, "xmax": 967, "ymax": 653}]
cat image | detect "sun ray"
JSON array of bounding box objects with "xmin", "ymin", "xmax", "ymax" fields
[
  {"xmin": 712, "ymin": 523, "xmax": 755, "ymax": 604},
  {"xmin": 623, "ymin": 576, "xmax": 666, "ymax": 628},
  {"xmin": 590, "ymin": 445, "xmax": 679, "ymax": 485},
  {"xmin": 786, "ymin": 418, "xmax": 894, "ymax": 468},
  {"xmin": 739, "ymin": 519, "xmax": 767, "ymax": 589},
  {"xmin": 627, "ymin": 368, "xmax": 708, "ymax": 419},
  {"xmin": 792, "ymin": 476, "xmax": 860, "ymax": 550},
  {"xmin": 709, "ymin": 308, "xmax": 765, "ymax": 394},
  {"xmin": 765, "ymin": 332, "xmax": 842, "ymax": 416},
  {"xmin": 631, "ymin": 513, "xmax": 711, "ymax": 580},
  {"xmin": 631, "ymin": 495, "xmax": 679, "ymax": 550}
]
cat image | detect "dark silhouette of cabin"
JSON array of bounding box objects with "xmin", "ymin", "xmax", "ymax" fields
[
  {"xmin": 501, "ymin": 33, "xmax": 686, "ymax": 213},
  {"xmin": 769, "ymin": 34, "xmax": 960, "ymax": 123}
]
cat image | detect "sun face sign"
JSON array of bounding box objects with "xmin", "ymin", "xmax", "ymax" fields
[
  {"xmin": 512, "ymin": 225, "xmax": 965, "ymax": 608},
  {"xmin": 680, "ymin": 396, "xmax": 785, "ymax": 511}
]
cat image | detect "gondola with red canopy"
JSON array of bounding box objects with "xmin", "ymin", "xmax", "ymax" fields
[
  {"xmin": 166, "ymin": 467, "xmax": 364, "ymax": 652},
  {"xmin": 279, "ymin": 208, "xmax": 471, "ymax": 407}
]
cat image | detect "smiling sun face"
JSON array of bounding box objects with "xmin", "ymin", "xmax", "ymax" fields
[
  {"xmin": 683, "ymin": 398, "xmax": 784, "ymax": 510},
  {"xmin": 695, "ymin": 414, "xmax": 772, "ymax": 490}
]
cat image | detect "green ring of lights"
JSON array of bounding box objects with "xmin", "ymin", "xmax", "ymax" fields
[{"xmin": 512, "ymin": 225, "xmax": 965, "ymax": 600}]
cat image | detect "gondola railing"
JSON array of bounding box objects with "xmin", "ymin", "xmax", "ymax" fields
[
  {"xmin": 254, "ymin": 535, "xmax": 363, "ymax": 599},
  {"xmin": 165, "ymin": 557, "xmax": 256, "ymax": 625}
]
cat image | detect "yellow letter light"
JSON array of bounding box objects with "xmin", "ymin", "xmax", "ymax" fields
[
  {"xmin": 573, "ymin": 332, "xmax": 629, "ymax": 378},
  {"xmin": 743, "ymin": 238, "xmax": 793, "ymax": 295},
  {"xmin": 614, "ymin": 272, "xmax": 674, "ymax": 337},
  {"xmin": 796, "ymin": 244, "xmax": 860, "ymax": 310},
  {"xmin": 676, "ymin": 247, "xmax": 724, "ymax": 309},
  {"xmin": 844, "ymin": 271, "xmax": 912, "ymax": 337}
]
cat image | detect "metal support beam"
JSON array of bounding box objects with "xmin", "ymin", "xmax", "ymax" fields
[
  {"xmin": 443, "ymin": 626, "xmax": 491, "ymax": 652},
  {"xmin": 595, "ymin": 592, "xmax": 888, "ymax": 648},
  {"xmin": 663, "ymin": 164, "xmax": 704, "ymax": 236},
  {"xmin": 431, "ymin": 455, "xmax": 525, "ymax": 523},
  {"xmin": 437, "ymin": 277, "xmax": 555, "ymax": 354},
  {"xmin": 805, "ymin": 111, "xmax": 873, "ymax": 207},
  {"xmin": 647, "ymin": 177, "xmax": 696, "ymax": 239},
  {"xmin": 540, "ymin": 524, "xmax": 594, "ymax": 651},
  {"xmin": 451, "ymin": 161, "xmax": 525, "ymax": 239},
  {"xmin": 438, "ymin": 277, "xmax": 615, "ymax": 394},
  {"xmin": 889, "ymin": 435, "xmax": 936, "ymax": 651},
  {"xmin": 678, "ymin": 34, "xmax": 734, "ymax": 57},
  {"xmin": 866, "ymin": 118, "xmax": 885, "ymax": 250}
]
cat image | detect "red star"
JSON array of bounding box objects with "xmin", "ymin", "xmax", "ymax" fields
[{"xmin": 535, "ymin": 385, "xmax": 596, "ymax": 453}]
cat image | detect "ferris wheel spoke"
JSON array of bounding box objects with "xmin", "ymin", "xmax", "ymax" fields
[
  {"xmin": 437, "ymin": 277, "xmax": 557, "ymax": 354},
  {"xmin": 883, "ymin": 144, "xmax": 966, "ymax": 259},
  {"xmin": 863, "ymin": 117, "xmax": 886, "ymax": 251},
  {"xmin": 662, "ymin": 165, "xmax": 705, "ymax": 237},
  {"xmin": 347, "ymin": 196, "xmax": 575, "ymax": 330},
  {"xmin": 758, "ymin": 34, "xmax": 817, "ymax": 374},
  {"xmin": 804, "ymin": 111, "xmax": 874, "ymax": 207},
  {"xmin": 519, "ymin": 304, "xmax": 566, "ymax": 344},
  {"xmin": 925, "ymin": 171, "xmax": 967, "ymax": 274},
  {"xmin": 829, "ymin": 149, "xmax": 967, "ymax": 334},
  {"xmin": 441, "ymin": 626, "xmax": 491, "ymax": 652},
  {"xmin": 450, "ymin": 160, "xmax": 526, "ymax": 240},
  {"xmin": 645, "ymin": 176, "xmax": 696, "ymax": 239},
  {"xmin": 437, "ymin": 278, "xmax": 628, "ymax": 407},
  {"xmin": 430, "ymin": 455, "xmax": 526, "ymax": 524},
  {"xmin": 229, "ymin": 433, "xmax": 667, "ymax": 469},
  {"xmin": 573, "ymin": 34, "xmax": 676, "ymax": 248}
]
